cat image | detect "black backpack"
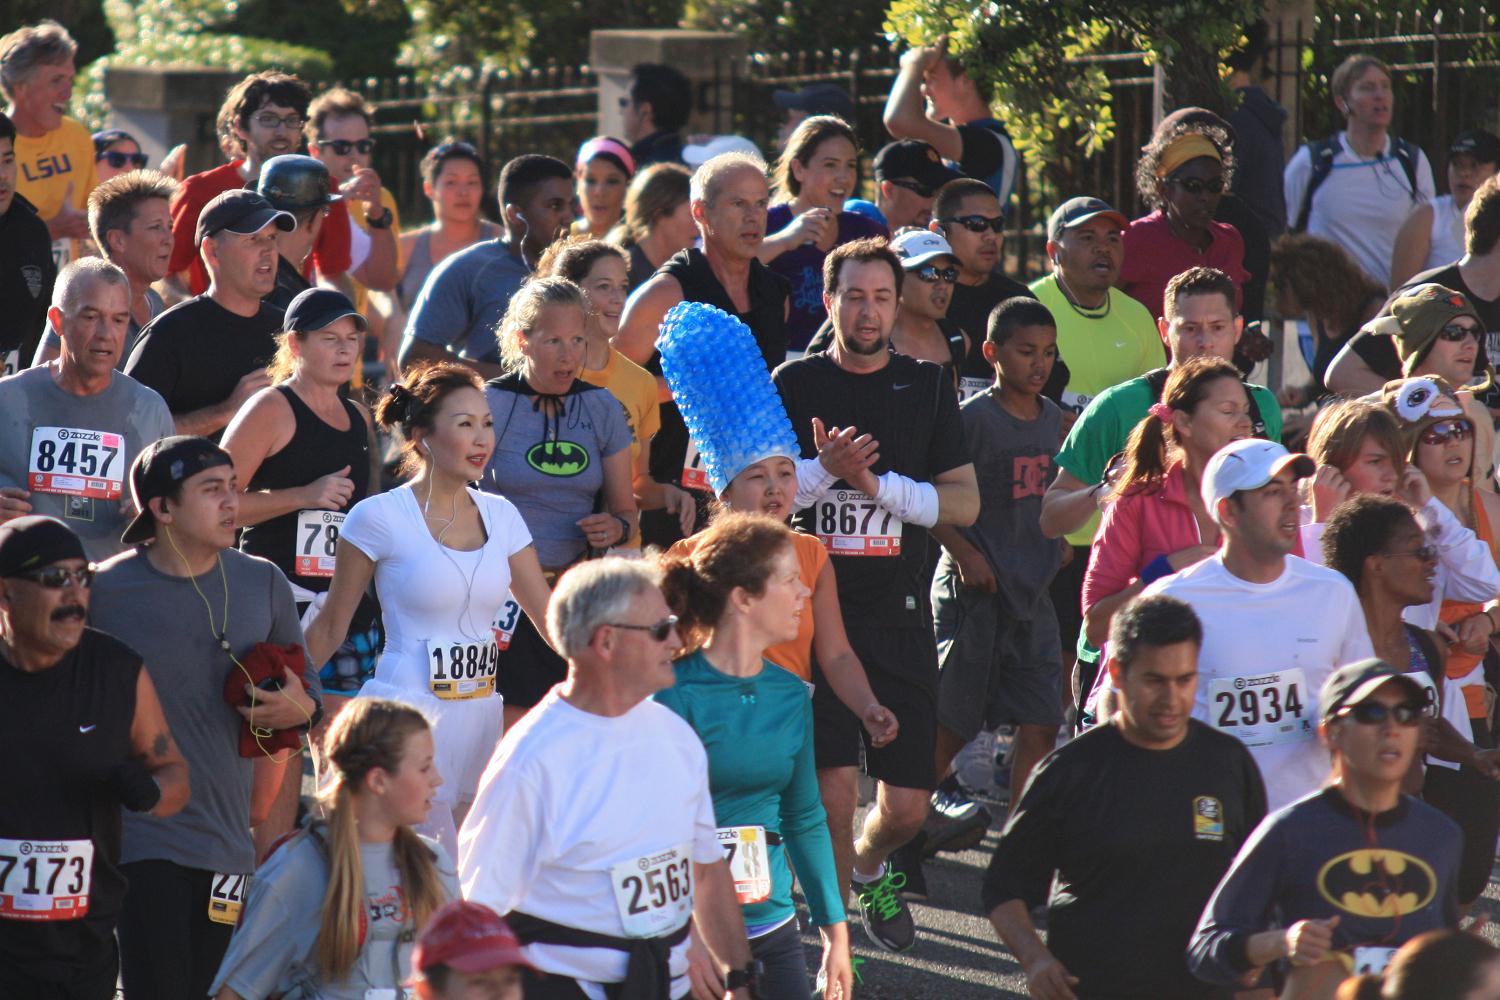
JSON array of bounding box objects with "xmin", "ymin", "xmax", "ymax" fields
[{"xmin": 1292, "ymin": 134, "xmax": 1421, "ymax": 233}]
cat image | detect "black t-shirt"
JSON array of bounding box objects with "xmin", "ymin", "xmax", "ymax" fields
[
  {"xmin": 124, "ymin": 294, "xmax": 284, "ymax": 438},
  {"xmin": 944, "ymin": 275, "xmax": 1073, "ymax": 399},
  {"xmin": 982, "ymin": 720, "xmax": 1267, "ymax": 999},
  {"xmin": 774, "ymin": 351, "xmax": 970, "ymax": 635},
  {"xmin": 0, "ymin": 628, "xmax": 143, "ymax": 980},
  {"xmin": 0, "ymin": 193, "xmax": 56, "ymax": 367},
  {"xmin": 956, "ymin": 119, "xmax": 1019, "ymax": 210}
]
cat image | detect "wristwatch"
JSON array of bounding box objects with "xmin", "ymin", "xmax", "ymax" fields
[
  {"xmin": 365, "ymin": 205, "xmax": 393, "ymax": 229},
  {"xmin": 725, "ymin": 960, "xmax": 765, "ymax": 998}
]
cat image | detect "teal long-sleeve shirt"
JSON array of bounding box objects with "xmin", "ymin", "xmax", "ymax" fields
[{"xmin": 654, "ymin": 651, "xmax": 844, "ymax": 930}]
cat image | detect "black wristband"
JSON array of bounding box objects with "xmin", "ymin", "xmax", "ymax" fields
[
  {"xmin": 108, "ymin": 758, "xmax": 162, "ymax": 813},
  {"xmin": 365, "ymin": 206, "xmax": 393, "ymax": 229}
]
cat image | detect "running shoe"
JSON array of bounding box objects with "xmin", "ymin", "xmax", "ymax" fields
[
  {"xmin": 853, "ymin": 869, "xmax": 916, "ymax": 952},
  {"xmin": 923, "ymin": 776, "xmax": 992, "ymax": 855}
]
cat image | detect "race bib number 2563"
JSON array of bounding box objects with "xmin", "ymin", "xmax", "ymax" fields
[{"xmin": 610, "ymin": 844, "xmax": 693, "ymax": 938}]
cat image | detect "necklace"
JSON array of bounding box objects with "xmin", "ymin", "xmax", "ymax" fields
[{"xmin": 1054, "ymin": 272, "xmax": 1111, "ymax": 319}]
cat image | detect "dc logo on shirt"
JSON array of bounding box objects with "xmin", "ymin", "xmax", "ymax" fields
[{"xmin": 1193, "ymin": 796, "xmax": 1224, "ymax": 842}]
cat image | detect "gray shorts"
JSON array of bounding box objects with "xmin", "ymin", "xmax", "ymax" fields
[{"xmin": 932, "ymin": 566, "xmax": 1065, "ymax": 739}]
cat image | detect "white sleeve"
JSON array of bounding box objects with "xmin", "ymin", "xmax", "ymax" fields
[
  {"xmin": 1339, "ymin": 585, "xmax": 1376, "ymax": 664},
  {"xmin": 347, "ymin": 215, "xmax": 372, "ymax": 272},
  {"xmin": 338, "ymin": 494, "xmax": 390, "ymax": 562},
  {"xmin": 458, "ymin": 760, "xmax": 546, "ymax": 915},
  {"xmin": 1283, "ymin": 145, "xmax": 1313, "ymax": 228},
  {"xmin": 687, "ymin": 743, "xmax": 722, "ymax": 865},
  {"xmin": 1300, "ymin": 519, "xmax": 1326, "ymax": 566},
  {"xmin": 1420, "ymin": 496, "xmax": 1500, "ymax": 603},
  {"xmin": 793, "ymin": 457, "xmax": 837, "ymax": 512}
]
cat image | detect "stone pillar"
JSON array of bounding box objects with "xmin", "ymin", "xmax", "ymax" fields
[
  {"xmin": 104, "ymin": 65, "xmax": 241, "ymax": 176},
  {"xmin": 1263, "ymin": 0, "xmax": 1315, "ymax": 157},
  {"xmin": 589, "ymin": 30, "xmax": 748, "ymax": 139}
]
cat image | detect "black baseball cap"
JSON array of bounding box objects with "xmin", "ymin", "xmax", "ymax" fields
[
  {"xmin": 284, "ymin": 287, "xmax": 368, "ymax": 334},
  {"xmin": 1319, "ymin": 658, "xmax": 1428, "ymax": 725},
  {"xmin": 1450, "ymin": 129, "xmax": 1500, "ymax": 166},
  {"xmin": 257, "ymin": 154, "xmax": 342, "ymax": 212},
  {"xmin": 872, "ymin": 140, "xmax": 961, "ymax": 194},
  {"xmin": 0, "ymin": 516, "xmax": 87, "ymax": 577},
  {"xmin": 120, "ymin": 436, "xmax": 234, "ymax": 544},
  {"xmin": 195, "ymin": 189, "xmax": 295, "ymax": 246},
  {"xmin": 772, "ymin": 83, "xmax": 856, "ymax": 124},
  {"xmin": 1047, "ymin": 196, "xmax": 1129, "ymax": 241}
]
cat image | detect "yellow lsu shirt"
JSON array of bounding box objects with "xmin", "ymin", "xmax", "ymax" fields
[
  {"xmin": 14, "ymin": 116, "xmax": 98, "ymax": 269},
  {"xmin": 347, "ymin": 187, "xmax": 403, "ymax": 389}
]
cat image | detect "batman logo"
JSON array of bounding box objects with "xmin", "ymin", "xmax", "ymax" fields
[
  {"xmin": 1316, "ymin": 849, "xmax": 1437, "ymax": 918},
  {"xmin": 526, "ymin": 440, "xmax": 590, "ymax": 477}
]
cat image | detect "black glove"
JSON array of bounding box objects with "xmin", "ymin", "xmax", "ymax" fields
[{"xmin": 107, "ymin": 758, "xmax": 162, "ymax": 813}]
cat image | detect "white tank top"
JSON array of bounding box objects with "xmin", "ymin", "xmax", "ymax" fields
[{"xmin": 1428, "ymin": 194, "xmax": 1466, "ymax": 270}]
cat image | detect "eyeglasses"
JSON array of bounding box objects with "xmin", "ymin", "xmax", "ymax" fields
[
  {"xmin": 253, "ymin": 113, "xmax": 305, "ymax": 132},
  {"xmin": 887, "ymin": 178, "xmax": 935, "ymax": 199},
  {"xmin": 938, "ymin": 214, "xmax": 1005, "ymax": 234},
  {"xmin": 1419, "ymin": 418, "xmax": 1474, "ymax": 445},
  {"xmin": 1165, "ymin": 176, "xmax": 1225, "ymax": 196},
  {"xmin": 1335, "ymin": 701, "xmax": 1425, "ymax": 726},
  {"xmin": 1381, "ymin": 544, "xmax": 1438, "ymax": 562},
  {"xmin": 1436, "ymin": 322, "xmax": 1482, "ymax": 343},
  {"xmin": 97, "ymin": 150, "xmax": 148, "ymax": 169},
  {"xmin": 12, "ymin": 565, "xmax": 97, "ymax": 589},
  {"xmin": 608, "ymin": 615, "xmax": 679, "ymax": 642},
  {"xmin": 912, "ymin": 264, "xmax": 958, "ymax": 283},
  {"xmin": 315, "ymin": 138, "xmax": 376, "ymax": 156}
]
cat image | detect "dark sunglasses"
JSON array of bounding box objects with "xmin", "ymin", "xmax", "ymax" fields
[
  {"xmin": 98, "ymin": 150, "xmax": 149, "ymax": 169},
  {"xmin": 315, "ymin": 138, "xmax": 376, "ymax": 156},
  {"xmin": 1420, "ymin": 418, "xmax": 1474, "ymax": 445},
  {"xmin": 1336, "ymin": 701, "xmax": 1425, "ymax": 726},
  {"xmin": 912, "ymin": 264, "xmax": 958, "ymax": 283},
  {"xmin": 14, "ymin": 565, "xmax": 97, "ymax": 589},
  {"xmin": 1166, "ymin": 176, "xmax": 1225, "ymax": 196},
  {"xmin": 1381, "ymin": 544, "xmax": 1438, "ymax": 562},
  {"xmin": 887, "ymin": 178, "xmax": 935, "ymax": 199},
  {"xmin": 939, "ymin": 214, "xmax": 1005, "ymax": 234},
  {"xmin": 608, "ymin": 615, "xmax": 678, "ymax": 642},
  {"xmin": 1436, "ymin": 322, "xmax": 1482, "ymax": 343}
]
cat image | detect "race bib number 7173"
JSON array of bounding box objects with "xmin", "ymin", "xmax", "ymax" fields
[{"xmin": 0, "ymin": 839, "xmax": 92, "ymax": 921}]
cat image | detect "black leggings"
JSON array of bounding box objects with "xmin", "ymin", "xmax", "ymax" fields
[
  {"xmin": 0, "ymin": 941, "xmax": 117, "ymax": 1000},
  {"xmin": 118, "ymin": 860, "xmax": 235, "ymax": 1000},
  {"xmin": 1424, "ymin": 719, "xmax": 1500, "ymax": 905},
  {"xmin": 750, "ymin": 918, "xmax": 815, "ymax": 999}
]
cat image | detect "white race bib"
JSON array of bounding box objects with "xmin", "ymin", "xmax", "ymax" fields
[
  {"xmin": 1209, "ymin": 669, "xmax": 1313, "ymax": 748},
  {"xmin": 294, "ymin": 509, "xmax": 344, "ymax": 578},
  {"xmin": 609, "ymin": 844, "xmax": 693, "ymax": 938},
  {"xmin": 958, "ymin": 376, "xmax": 990, "ymax": 404},
  {"xmin": 491, "ymin": 598, "xmax": 520, "ymax": 652},
  {"xmin": 1404, "ymin": 670, "xmax": 1439, "ymax": 714},
  {"xmin": 814, "ymin": 490, "xmax": 902, "ymax": 556},
  {"xmin": 681, "ymin": 439, "xmax": 709, "ymax": 492},
  {"xmin": 28, "ymin": 427, "xmax": 124, "ymax": 499},
  {"xmin": 0, "ymin": 838, "xmax": 92, "ymax": 921},
  {"xmin": 1060, "ymin": 389, "xmax": 1093, "ymax": 415},
  {"xmin": 1353, "ymin": 946, "xmax": 1398, "ymax": 975},
  {"xmin": 1, "ymin": 349, "xmax": 17, "ymax": 378},
  {"xmin": 208, "ymin": 871, "xmax": 248, "ymax": 925},
  {"xmin": 717, "ymin": 826, "xmax": 771, "ymax": 905},
  {"xmin": 50, "ymin": 238, "xmax": 75, "ymax": 272},
  {"xmin": 426, "ymin": 637, "xmax": 499, "ymax": 700}
]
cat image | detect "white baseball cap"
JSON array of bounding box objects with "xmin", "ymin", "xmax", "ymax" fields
[
  {"xmin": 1201, "ymin": 439, "xmax": 1315, "ymax": 519},
  {"xmin": 891, "ymin": 229, "xmax": 955, "ymax": 269},
  {"xmin": 683, "ymin": 135, "xmax": 762, "ymax": 166}
]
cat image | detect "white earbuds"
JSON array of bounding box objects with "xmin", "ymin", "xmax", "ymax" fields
[{"xmin": 421, "ymin": 439, "xmax": 431, "ymax": 454}]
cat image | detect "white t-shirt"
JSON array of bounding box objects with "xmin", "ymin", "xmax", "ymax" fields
[
  {"xmin": 1428, "ymin": 193, "xmax": 1466, "ymax": 272},
  {"xmin": 458, "ymin": 688, "xmax": 722, "ymax": 1000},
  {"xmin": 1283, "ymin": 132, "xmax": 1436, "ymax": 284},
  {"xmin": 1144, "ymin": 554, "xmax": 1375, "ymax": 810}
]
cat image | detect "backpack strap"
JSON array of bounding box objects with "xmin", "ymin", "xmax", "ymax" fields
[
  {"xmin": 1390, "ymin": 136, "xmax": 1421, "ymax": 200},
  {"xmin": 1293, "ymin": 136, "xmax": 1341, "ymax": 232}
]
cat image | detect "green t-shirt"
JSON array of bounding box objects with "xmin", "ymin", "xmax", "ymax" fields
[
  {"xmin": 1054, "ymin": 372, "xmax": 1284, "ymax": 547},
  {"xmin": 1029, "ymin": 273, "xmax": 1164, "ymax": 416}
]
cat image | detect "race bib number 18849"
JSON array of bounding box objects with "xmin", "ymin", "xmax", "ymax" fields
[{"xmin": 426, "ymin": 638, "xmax": 499, "ymax": 700}]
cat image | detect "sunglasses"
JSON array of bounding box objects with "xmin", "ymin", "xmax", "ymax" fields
[
  {"xmin": 1420, "ymin": 418, "xmax": 1474, "ymax": 445},
  {"xmin": 315, "ymin": 138, "xmax": 376, "ymax": 156},
  {"xmin": 912, "ymin": 264, "xmax": 958, "ymax": 283},
  {"xmin": 887, "ymin": 178, "xmax": 935, "ymax": 199},
  {"xmin": 608, "ymin": 615, "xmax": 679, "ymax": 642},
  {"xmin": 1335, "ymin": 701, "xmax": 1426, "ymax": 726},
  {"xmin": 1436, "ymin": 322, "xmax": 1482, "ymax": 343},
  {"xmin": 98, "ymin": 150, "xmax": 148, "ymax": 169},
  {"xmin": 939, "ymin": 214, "xmax": 1005, "ymax": 234},
  {"xmin": 253, "ymin": 113, "xmax": 305, "ymax": 132},
  {"xmin": 1382, "ymin": 544, "xmax": 1438, "ymax": 562},
  {"xmin": 1166, "ymin": 176, "xmax": 1225, "ymax": 196},
  {"xmin": 13, "ymin": 565, "xmax": 97, "ymax": 589}
]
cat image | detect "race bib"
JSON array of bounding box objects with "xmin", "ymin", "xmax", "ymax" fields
[
  {"xmin": 1209, "ymin": 669, "xmax": 1312, "ymax": 748},
  {"xmin": 294, "ymin": 509, "xmax": 344, "ymax": 577},
  {"xmin": 1353, "ymin": 946, "xmax": 1397, "ymax": 975},
  {"xmin": 208, "ymin": 871, "xmax": 248, "ymax": 925},
  {"xmin": 28, "ymin": 427, "xmax": 124, "ymax": 499},
  {"xmin": 491, "ymin": 598, "xmax": 520, "ymax": 652},
  {"xmin": 1, "ymin": 349, "xmax": 17, "ymax": 378},
  {"xmin": 50, "ymin": 238, "xmax": 75, "ymax": 272},
  {"xmin": 958, "ymin": 376, "xmax": 990, "ymax": 404},
  {"xmin": 0, "ymin": 839, "xmax": 92, "ymax": 921},
  {"xmin": 1403, "ymin": 671, "xmax": 1439, "ymax": 715},
  {"xmin": 717, "ymin": 826, "xmax": 771, "ymax": 905},
  {"xmin": 609, "ymin": 844, "xmax": 693, "ymax": 938},
  {"xmin": 681, "ymin": 439, "xmax": 709, "ymax": 492},
  {"xmin": 1060, "ymin": 390, "xmax": 1093, "ymax": 415},
  {"xmin": 426, "ymin": 637, "xmax": 499, "ymax": 700},
  {"xmin": 814, "ymin": 490, "xmax": 902, "ymax": 556}
]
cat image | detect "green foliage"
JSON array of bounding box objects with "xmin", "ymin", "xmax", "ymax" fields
[
  {"xmin": 682, "ymin": 0, "xmax": 888, "ymax": 52},
  {"xmin": 8, "ymin": 1, "xmax": 114, "ymax": 66}
]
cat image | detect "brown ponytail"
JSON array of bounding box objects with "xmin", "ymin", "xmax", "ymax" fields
[
  {"xmin": 374, "ymin": 361, "xmax": 483, "ymax": 478},
  {"xmin": 1114, "ymin": 356, "xmax": 1243, "ymax": 498},
  {"xmin": 656, "ymin": 512, "xmax": 794, "ymax": 652}
]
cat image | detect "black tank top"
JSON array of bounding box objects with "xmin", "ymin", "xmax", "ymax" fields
[
  {"xmin": 0, "ymin": 629, "xmax": 140, "ymax": 978},
  {"xmin": 240, "ymin": 385, "xmax": 371, "ymax": 592}
]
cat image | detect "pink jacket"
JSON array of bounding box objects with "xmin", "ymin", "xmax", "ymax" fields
[{"xmin": 1083, "ymin": 463, "xmax": 1205, "ymax": 614}]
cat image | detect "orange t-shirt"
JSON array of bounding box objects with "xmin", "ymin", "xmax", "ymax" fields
[{"xmin": 666, "ymin": 529, "xmax": 827, "ymax": 681}]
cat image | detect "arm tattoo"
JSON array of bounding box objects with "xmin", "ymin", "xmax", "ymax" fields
[{"xmin": 151, "ymin": 733, "xmax": 171, "ymax": 760}]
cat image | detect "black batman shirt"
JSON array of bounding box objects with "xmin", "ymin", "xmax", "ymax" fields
[
  {"xmin": 1190, "ymin": 786, "xmax": 1460, "ymax": 984},
  {"xmin": 983, "ymin": 720, "xmax": 1266, "ymax": 999}
]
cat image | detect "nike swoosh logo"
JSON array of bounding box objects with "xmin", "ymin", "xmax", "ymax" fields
[
  {"xmin": 893, "ymin": 383, "xmax": 911, "ymax": 390},
  {"xmin": 79, "ymin": 724, "xmax": 96, "ymax": 733}
]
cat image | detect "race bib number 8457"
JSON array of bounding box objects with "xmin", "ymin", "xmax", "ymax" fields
[{"xmin": 29, "ymin": 427, "xmax": 124, "ymax": 499}]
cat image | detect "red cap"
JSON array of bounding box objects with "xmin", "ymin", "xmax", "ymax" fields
[{"xmin": 413, "ymin": 901, "xmax": 532, "ymax": 975}]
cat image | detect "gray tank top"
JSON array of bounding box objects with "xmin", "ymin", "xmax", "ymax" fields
[{"xmin": 397, "ymin": 221, "xmax": 502, "ymax": 311}]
